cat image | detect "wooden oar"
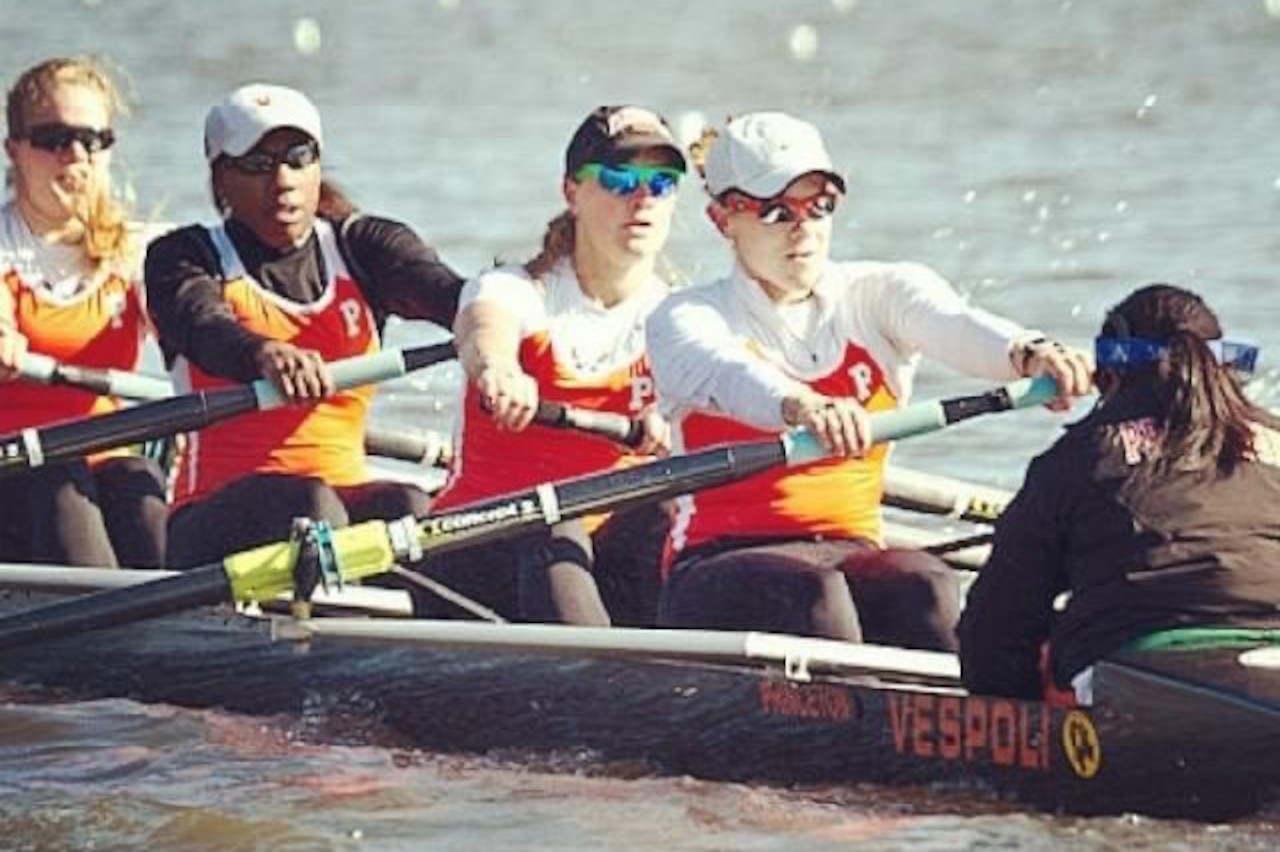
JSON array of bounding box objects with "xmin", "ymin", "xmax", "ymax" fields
[
  {"xmin": 0, "ymin": 342, "xmax": 456, "ymax": 475},
  {"xmin": 0, "ymin": 376, "xmax": 1055, "ymax": 652},
  {"xmin": 17, "ymin": 352, "xmax": 173, "ymax": 401}
]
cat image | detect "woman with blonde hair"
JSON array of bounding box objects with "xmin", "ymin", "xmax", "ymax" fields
[
  {"xmin": 422, "ymin": 105, "xmax": 685, "ymax": 626},
  {"xmin": 0, "ymin": 56, "xmax": 166, "ymax": 568}
]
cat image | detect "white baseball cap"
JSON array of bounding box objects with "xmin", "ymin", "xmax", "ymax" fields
[
  {"xmin": 703, "ymin": 111, "xmax": 845, "ymax": 199},
  {"xmin": 203, "ymin": 83, "xmax": 324, "ymax": 162}
]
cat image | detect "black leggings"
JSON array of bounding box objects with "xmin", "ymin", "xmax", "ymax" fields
[
  {"xmin": 0, "ymin": 456, "xmax": 166, "ymax": 568},
  {"xmin": 409, "ymin": 502, "xmax": 670, "ymax": 627},
  {"xmin": 166, "ymin": 472, "xmax": 433, "ymax": 569},
  {"xmin": 658, "ymin": 538, "xmax": 962, "ymax": 652}
]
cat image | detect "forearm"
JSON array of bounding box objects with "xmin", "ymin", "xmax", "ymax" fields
[
  {"xmin": 647, "ymin": 301, "xmax": 798, "ymax": 430},
  {"xmin": 454, "ymin": 300, "xmax": 524, "ymax": 382}
]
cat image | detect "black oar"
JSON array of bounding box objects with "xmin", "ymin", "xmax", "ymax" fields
[
  {"xmin": 364, "ymin": 400, "xmax": 641, "ymax": 469},
  {"xmin": 0, "ymin": 376, "xmax": 1055, "ymax": 652},
  {"xmin": 17, "ymin": 354, "xmax": 464, "ymax": 467},
  {"xmin": 0, "ymin": 342, "xmax": 456, "ymax": 476}
]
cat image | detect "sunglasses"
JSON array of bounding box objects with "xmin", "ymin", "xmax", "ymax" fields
[
  {"xmin": 723, "ymin": 189, "xmax": 841, "ymax": 226},
  {"xmin": 24, "ymin": 123, "xmax": 116, "ymax": 154},
  {"xmin": 575, "ymin": 163, "xmax": 682, "ymax": 198},
  {"xmin": 1095, "ymin": 336, "xmax": 1260, "ymax": 376},
  {"xmin": 225, "ymin": 140, "xmax": 321, "ymax": 175}
]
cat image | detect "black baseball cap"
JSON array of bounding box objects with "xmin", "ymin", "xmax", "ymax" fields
[{"xmin": 564, "ymin": 105, "xmax": 687, "ymax": 176}]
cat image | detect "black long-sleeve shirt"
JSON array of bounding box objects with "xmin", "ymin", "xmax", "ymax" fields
[
  {"xmin": 145, "ymin": 215, "xmax": 464, "ymax": 380},
  {"xmin": 959, "ymin": 393, "xmax": 1280, "ymax": 699}
]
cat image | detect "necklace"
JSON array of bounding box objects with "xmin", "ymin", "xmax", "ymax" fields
[{"xmin": 775, "ymin": 294, "xmax": 824, "ymax": 366}]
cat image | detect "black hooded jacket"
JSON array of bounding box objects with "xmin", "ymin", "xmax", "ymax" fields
[{"xmin": 959, "ymin": 392, "xmax": 1280, "ymax": 699}]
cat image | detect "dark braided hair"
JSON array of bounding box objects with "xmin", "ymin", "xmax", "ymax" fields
[{"xmin": 1100, "ymin": 283, "xmax": 1270, "ymax": 476}]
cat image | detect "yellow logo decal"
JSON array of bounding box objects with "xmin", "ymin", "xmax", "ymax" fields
[{"xmin": 1061, "ymin": 710, "xmax": 1102, "ymax": 779}]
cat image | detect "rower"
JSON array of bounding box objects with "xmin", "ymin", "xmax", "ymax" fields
[
  {"xmin": 960, "ymin": 284, "xmax": 1280, "ymax": 704},
  {"xmin": 646, "ymin": 112, "xmax": 1093, "ymax": 651},
  {"xmin": 144, "ymin": 83, "xmax": 464, "ymax": 569},
  {"xmin": 421, "ymin": 106, "xmax": 686, "ymax": 626},
  {"xmin": 0, "ymin": 57, "xmax": 166, "ymax": 569}
]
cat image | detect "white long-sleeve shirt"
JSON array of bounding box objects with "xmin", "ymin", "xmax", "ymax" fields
[{"xmin": 646, "ymin": 259, "xmax": 1037, "ymax": 553}]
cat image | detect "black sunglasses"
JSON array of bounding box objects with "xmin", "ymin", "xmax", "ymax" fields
[
  {"xmin": 24, "ymin": 122, "xmax": 116, "ymax": 154},
  {"xmin": 225, "ymin": 140, "xmax": 321, "ymax": 175}
]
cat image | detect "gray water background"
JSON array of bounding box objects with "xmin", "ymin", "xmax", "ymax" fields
[{"xmin": 2, "ymin": 1, "xmax": 1280, "ymax": 848}]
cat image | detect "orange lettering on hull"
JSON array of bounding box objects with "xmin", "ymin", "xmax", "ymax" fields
[
  {"xmin": 886, "ymin": 692, "xmax": 1051, "ymax": 772},
  {"xmin": 757, "ymin": 681, "xmax": 856, "ymax": 722}
]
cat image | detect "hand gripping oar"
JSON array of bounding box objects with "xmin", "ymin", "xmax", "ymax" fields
[
  {"xmin": 16, "ymin": 353, "xmax": 463, "ymax": 466},
  {"xmin": 17, "ymin": 352, "xmax": 174, "ymax": 401},
  {"xmin": 0, "ymin": 375, "xmax": 1055, "ymax": 651},
  {"xmin": 0, "ymin": 341, "xmax": 456, "ymax": 476}
]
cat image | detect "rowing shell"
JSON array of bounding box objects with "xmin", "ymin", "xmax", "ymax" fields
[{"xmin": 0, "ymin": 582, "xmax": 1274, "ymax": 821}]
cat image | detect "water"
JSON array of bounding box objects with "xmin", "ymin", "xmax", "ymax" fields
[{"xmin": 4, "ymin": 0, "xmax": 1280, "ymax": 847}]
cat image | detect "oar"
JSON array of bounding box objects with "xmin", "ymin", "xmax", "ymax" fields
[
  {"xmin": 16, "ymin": 355, "xmax": 462, "ymax": 468},
  {"xmin": 0, "ymin": 376, "xmax": 1054, "ymax": 652},
  {"xmin": 0, "ymin": 342, "xmax": 456, "ymax": 475},
  {"xmin": 17, "ymin": 352, "xmax": 173, "ymax": 401},
  {"xmin": 364, "ymin": 400, "xmax": 641, "ymax": 469},
  {"xmin": 882, "ymin": 467, "xmax": 1014, "ymax": 525}
]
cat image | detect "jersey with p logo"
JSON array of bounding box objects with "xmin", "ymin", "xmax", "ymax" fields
[
  {"xmin": 171, "ymin": 220, "xmax": 379, "ymax": 506},
  {"xmin": 0, "ymin": 268, "xmax": 142, "ymax": 434},
  {"xmin": 669, "ymin": 341, "xmax": 899, "ymax": 555},
  {"xmin": 433, "ymin": 262, "xmax": 662, "ymax": 514}
]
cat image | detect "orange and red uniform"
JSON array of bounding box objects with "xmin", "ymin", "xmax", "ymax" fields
[
  {"xmin": 432, "ymin": 259, "xmax": 665, "ymax": 516},
  {"xmin": 0, "ymin": 203, "xmax": 146, "ymax": 436},
  {"xmin": 169, "ymin": 220, "xmax": 378, "ymax": 507},
  {"xmin": 648, "ymin": 260, "xmax": 1035, "ymax": 559}
]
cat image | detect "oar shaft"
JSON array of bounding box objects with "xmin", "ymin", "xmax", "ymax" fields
[
  {"xmin": 0, "ymin": 342, "xmax": 456, "ymax": 475},
  {"xmin": 534, "ymin": 401, "xmax": 644, "ymax": 448},
  {"xmin": 883, "ymin": 468, "xmax": 1014, "ymax": 524},
  {"xmin": 0, "ymin": 376, "xmax": 1057, "ymax": 651},
  {"xmin": 18, "ymin": 353, "xmax": 173, "ymax": 401},
  {"xmin": 0, "ymin": 564, "xmax": 231, "ymax": 649}
]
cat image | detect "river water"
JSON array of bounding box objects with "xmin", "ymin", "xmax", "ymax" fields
[{"xmin": 3, "ymin": 0, "xmax": 1280, "ymax": 848}]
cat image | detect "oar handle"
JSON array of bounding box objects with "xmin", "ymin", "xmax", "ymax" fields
[
  {"xmin": 533, "ymin": 401, "xmax": 646, "ymax": 449},
  {"xmin": 17, "ymin": 353, "xmax": 173, "ymax": 401},
  {"xmin": 783, "ymin": 376, "xmax": 1060, "ymax": 464},
  {"xmin": 251, "ymin": 341, "xmax": 458, "ymax": 409},
  {"xmin": 364, "ymin": 425, "xmax": 453, "ymax": 467}
]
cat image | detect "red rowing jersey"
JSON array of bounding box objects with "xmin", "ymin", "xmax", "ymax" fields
[
  {"xmin": 432, "ymin": 260, "xmax": 665, "ymax": 520},
  {"xmin": 170, "ymin": 220, "xmax": 379, "ymax": 507},
  {"xmin": 672, "ymin": 342, "xmax": 897, "ymax": 553},
  {"xmin": 0, "ymin": 202, "xmax": 146, "ymax": 439}
]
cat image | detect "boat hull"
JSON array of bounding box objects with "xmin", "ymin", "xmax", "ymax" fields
[{"xmin": 0, "ymin": 589, "xmax": 1275, "ymax": 820}]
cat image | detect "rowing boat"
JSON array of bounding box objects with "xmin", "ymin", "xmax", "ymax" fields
[
  {"xmin": 5, "ymin": 372, "xmax": 1274, "ymax": 819},
  {"xmin": 0, "ymin": 572, "xmax": 1275, "ymax": 821}
]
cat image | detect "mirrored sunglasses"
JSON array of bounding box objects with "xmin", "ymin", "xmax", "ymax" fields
[
  {"xmin": 24, "ymin": 123, "xmax": 116, "ymax": 154},
  {"xmin": 723, "ymin": 189, "xmax": 840, "ymax": 225},
  {"xmin": 226, "ymin": 140, "xmax": 321, "ymax": 175},
  {"xmin": 575, "ymin": 163, "xmax": 682, "ymax": 198}
]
